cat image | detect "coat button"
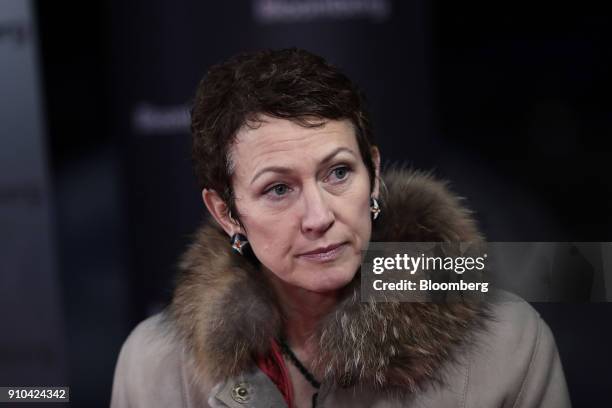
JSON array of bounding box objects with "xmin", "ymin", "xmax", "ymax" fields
[{"xmin": 231, "ymin": 382, "xmax": 251, "ymax": 403}]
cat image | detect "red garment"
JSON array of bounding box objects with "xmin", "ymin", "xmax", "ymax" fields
[{"xmin": 256, "ymin": 339, "xmax": 294, "ymax": 408}]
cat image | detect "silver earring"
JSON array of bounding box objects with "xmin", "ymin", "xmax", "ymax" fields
[
  {"xmin": 370, "ymin": 197, "xmax": 381, "ymax": 220},
  {"xmin": 230, "ymin": 233, "xmax": 249, "ymax": 255}
]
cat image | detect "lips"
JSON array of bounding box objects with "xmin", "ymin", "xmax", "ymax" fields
[
  {"xmin": 297, "ymin": 242, "xmax": 348, "ymax": 263},
  {"xmin": 299, "ymin": 242, "xmax": 345, "ymax": 256}
]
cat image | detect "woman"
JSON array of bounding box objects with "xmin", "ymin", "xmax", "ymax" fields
[{"xmin": 111, "ymin": 48, "xmax": 570, "ymax": 407}]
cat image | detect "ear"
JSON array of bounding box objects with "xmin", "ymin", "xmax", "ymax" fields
[
  {"xmin": 371, "ymin": 145, "xmax": 381, "ymax": 199},
  {"xmin": 201, "ymin": 188, "xmax": 241, "ymax": 237}
]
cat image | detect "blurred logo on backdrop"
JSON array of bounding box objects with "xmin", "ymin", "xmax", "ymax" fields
[
  {"xmin": 131, "ymin": 103, "xmax": 190, "ymax": 135},
  {"xmin": 252, "ymin": 0, "xmax": 391, "ymax": 23}
]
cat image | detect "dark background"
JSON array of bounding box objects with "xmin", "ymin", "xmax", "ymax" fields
[{"xmin": 4, "ymin": 0, "xmax": 611, "ymax": 406}]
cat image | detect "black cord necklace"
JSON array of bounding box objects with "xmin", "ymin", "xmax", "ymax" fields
[{"xmin": 277, "ymin": 337, "xmax": 321, "ymax": 408}]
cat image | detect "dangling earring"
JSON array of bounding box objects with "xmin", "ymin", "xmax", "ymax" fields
[
  {"xmin": 230, "ymin": 233, "xmax": 249, "ymax": 255},
  {"xmin": 370, "ymin": 196, "xmax": 381, "ymax": 220}
]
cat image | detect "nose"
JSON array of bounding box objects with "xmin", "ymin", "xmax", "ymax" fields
[{"xmin": 300, "ymin": 183, "xmax": 335, "ymax": 235}]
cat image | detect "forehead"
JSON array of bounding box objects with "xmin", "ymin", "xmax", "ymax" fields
[{"xmin": 231, "ymin": 116, "xmax": 359, "ymax": 178}]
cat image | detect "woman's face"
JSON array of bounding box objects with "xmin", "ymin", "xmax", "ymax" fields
[{"xmin": 228, "ymin": 115, "xmax": 379, "ymax": 293}]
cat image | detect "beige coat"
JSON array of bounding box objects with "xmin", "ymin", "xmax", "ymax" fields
[{"xmin": 111, "ymin": 168, "xmax": 571, "ymax": 407}]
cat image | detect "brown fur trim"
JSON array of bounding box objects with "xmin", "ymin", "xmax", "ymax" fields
[
  {"xmin": 169, "ymin": 166, "xmax": 490, "ymax": 393},
  {"xmin": 372, "ymin": 166, "xmax": 482, "ymax": 243}
]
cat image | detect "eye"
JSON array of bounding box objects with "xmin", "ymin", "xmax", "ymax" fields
[
  {"xmin": 272, "ymin": 184, "xmax": 289, "ymax": 195},
  {"xmin": 264, "ymin": 183, "xmax": 291, "ymax": 198},
  {"xmin": 333, "ymin": 167, "xmax": 348, "ymax": 179},
  {"xmin": 328, "ymin": 165, "xmax": 351, "ymax": 183}
]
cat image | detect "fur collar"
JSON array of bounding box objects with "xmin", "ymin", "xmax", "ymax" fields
[{"xmin": 168, "ymin": 167, "xmax": 490, "ymax": 395}]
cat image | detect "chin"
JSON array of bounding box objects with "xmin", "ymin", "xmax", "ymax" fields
[{"xmin": 300, "ymin": 264, "xmax": 358, "ymax": 294}]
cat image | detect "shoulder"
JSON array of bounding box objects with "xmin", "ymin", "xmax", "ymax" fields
[
  {"xmin": 116, "ymin": 313, "xmax": 180, "ymax": 375},
  {"xmin": 111, "ymin": 313, "xmax": 189, "ymax": 407},
  {"xmin": 463, "ymin": 291, "xmax": 570, "ymax": 407},
  {"xmin": 485, "ymin": 290, "xmax": 544, "ymax": 356}
]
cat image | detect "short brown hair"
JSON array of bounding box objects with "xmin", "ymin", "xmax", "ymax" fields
[{"xmin": 191, "ymin": 48, "xmax": 377, "ymax": 220}]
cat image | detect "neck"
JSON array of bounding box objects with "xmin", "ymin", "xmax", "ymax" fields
[{"xmin": 265, "ymin": 273, "xmax": 339, "ymax": 356}]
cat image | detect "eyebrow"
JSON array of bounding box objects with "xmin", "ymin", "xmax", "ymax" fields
[{"xmin": 250, "ymin": 146, "xmax": 357, "ymax": 185}]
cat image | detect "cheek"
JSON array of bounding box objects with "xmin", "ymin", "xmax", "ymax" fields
[
  {"xmin": 355, "ymin": 199, "xmax": 373, "ymax": 245},
  {"xmin": 243, "ymin": 216, "xmax": 296, "ymax": 266},
  {"xmin": 343, "ymin": 184, "xmax": 373, "ymax": 242}
]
